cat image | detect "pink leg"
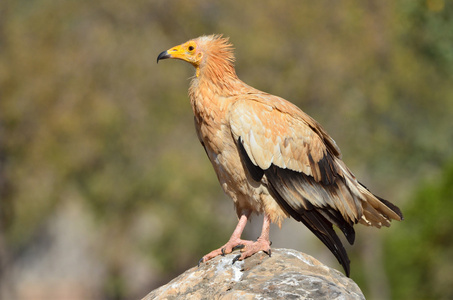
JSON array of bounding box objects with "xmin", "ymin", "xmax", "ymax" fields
[
  {"xmin": 199, "ymin": 212, "xmax": 272, "ymax": 265},
  {"xmin": 199, "ymin": 211, "xmax": 252, "ymax": 264},
  {"xmin": 232, "ymin": 213, "xmax": 272, "ymax": 262}
]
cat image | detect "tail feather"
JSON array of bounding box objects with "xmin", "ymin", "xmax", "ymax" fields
[
  {"xmin": 262, "ymin": 164, "xmax": 403, "ymax": 277},
  {"xmin": 358, "ymin": 183, "xmax": 403, "ymax": 227}
]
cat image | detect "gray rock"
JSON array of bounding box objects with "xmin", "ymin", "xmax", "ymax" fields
[{"xmin": 142, "ymin": 248, "xmax": 365, "ymax": 300}]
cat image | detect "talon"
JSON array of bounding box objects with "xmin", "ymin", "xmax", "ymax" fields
[
  {"xmin": 269, "ymin": 241, "xmax": 272, "ymax": 246},
  {"xmin": 265, "ymin": 248, "xmax": 272, "ymax": 257},
  {"xmin": 221, "ymin": 248, "xmax": 226, "ymax": 256},
  {"xmin": 232, "ymin": 254, "xmax": 242, "ymax": 265},
  {"xmin": 198, "ymin": 257, "xmax": 204, "ymax": 267},
  {"xmin": 232, "ymin": 244, "xmax": 245, "ymax": 251}
]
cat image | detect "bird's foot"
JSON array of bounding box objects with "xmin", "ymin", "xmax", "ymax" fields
[
  {"xmin": 198, "ymin": 237, "xmax": 271, "ymax": 266},
  {"xmin": 231, "ymin": 237, "xmax": 271, "ymax": 264},
  {"xmin": 198, "ymin": 238, "xmax": 255, "ymax": 266}
]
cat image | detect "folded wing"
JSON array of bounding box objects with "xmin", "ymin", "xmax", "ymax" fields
[{"xmin": 229, "ymin": 94, "xmax": 402, "ymax": 276}]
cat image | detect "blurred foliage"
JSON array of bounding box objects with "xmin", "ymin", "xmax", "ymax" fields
[
  {"xmin": 0, "ymin": 0, "xmax": 452, "ymax": 299},
  {"xmin": 385, "ymin": 160, "xmax": 453, "ymax": 299}
]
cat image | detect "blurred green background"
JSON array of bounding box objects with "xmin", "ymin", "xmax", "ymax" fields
[{"xmin": 1, "ymin": 0, "xmax": 452, "ymax": 299}]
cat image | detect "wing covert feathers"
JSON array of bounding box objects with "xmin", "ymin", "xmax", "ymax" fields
[{"xmin": 230, "ymin": 97, "xmax": 341, "ymax": 183}]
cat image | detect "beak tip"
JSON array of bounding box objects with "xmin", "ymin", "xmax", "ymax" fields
[{"xmin": 157, "ymin": 50, "xmax": 170, "ymax": 64}]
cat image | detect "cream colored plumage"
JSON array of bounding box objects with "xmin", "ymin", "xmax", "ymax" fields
[{"xmin": 157, "ymin": 34, "xmax": 403, "ymax": 276}]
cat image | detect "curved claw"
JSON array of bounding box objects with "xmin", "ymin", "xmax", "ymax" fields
[
  {"xmin": 232, "ymin": 254, "xmax": 242, "ymax": 265},
  {"xmin": 198, "ymin": 257, "xmax": 204, "ymax": 267},
  {"xmin": 221, "ymin": 248, "xmax": 226, "ymax": 256},
  {"xmin": 232, "ymin": 244, "xmax": 245, "ymax": 251}
]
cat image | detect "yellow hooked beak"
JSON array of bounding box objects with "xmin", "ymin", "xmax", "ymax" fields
[
  {"xmin": 156, "ymin": 45, "xmax": 183, "ymax": 62},
  {"xmin": 157, "ymin": 41, "xmax": 203, "ymax": 67}
]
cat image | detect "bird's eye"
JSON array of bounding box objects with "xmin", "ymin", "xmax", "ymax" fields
[{"xmin": 188, "ymin": 45, "xmax": 195, "ymax": 51}]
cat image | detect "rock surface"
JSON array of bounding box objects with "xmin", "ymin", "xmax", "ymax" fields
[{"xmin": 142, "ymin": 248, "xmax": 365, "ymax": 300}]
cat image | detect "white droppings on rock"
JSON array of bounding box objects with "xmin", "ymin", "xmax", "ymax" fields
[
  {"xmin": 231, "ymin": 261, "xmax": 244, "ymax": 282},
  {"xmin": 214, "ymin": 255, "xmax": 244, "ymax": 282}
]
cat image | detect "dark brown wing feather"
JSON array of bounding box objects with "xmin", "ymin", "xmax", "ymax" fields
[
  {"xmin": 265, "ymin": 165, "xmax": 354, "ymax": 277},
  {"xmin": 238, "ymin": 139, "xmax": 354, "ymax": 276}
]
